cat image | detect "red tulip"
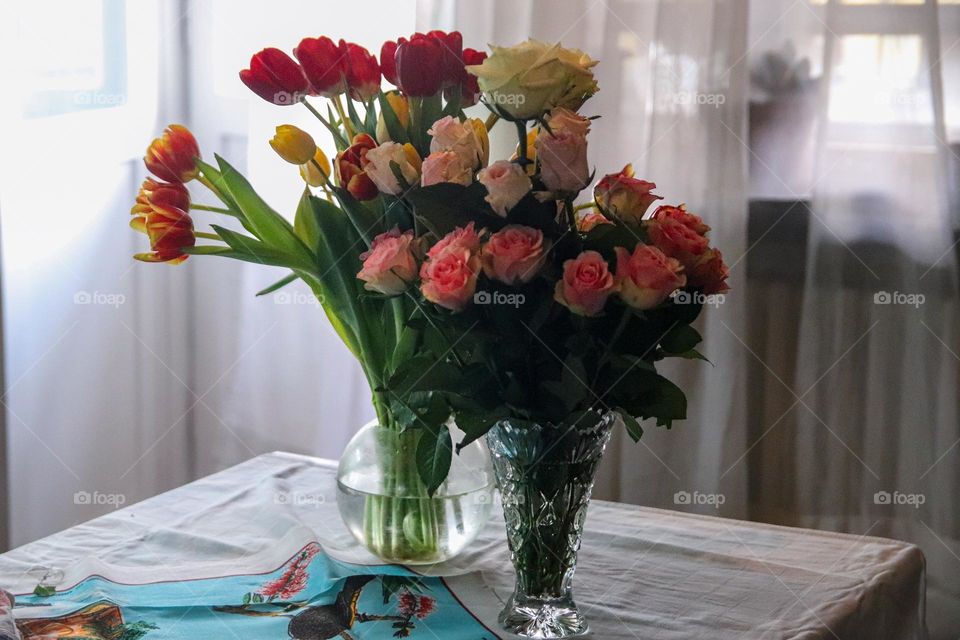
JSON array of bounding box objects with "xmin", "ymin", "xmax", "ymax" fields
[
  {"xmin": 379, "ymin": 38, "xmax": 406, "ymax": 87},
  {"xmin": 239, "ymin": 48, "xmax": 310, "ymax": 105},
  {"xmin": 395, "ymin": 33, "xmax": 443, "ymax": 96},
  {"xmin": 293, "ymin": 36, "xmax": 347, "ymax": 97},
  {"xmin": 453, "ymin": 47, "xmax": 487, "ymax": 107},
  {"xmin": 131, "ymin": 178, "xmax": 190, "ymax": 216},
  {"xmin": 335, "ymin": 133, "xmax": 379, "ymax": 200},
  {"xmin": 427, "ymin": 30, "xmax": 463, "ymax": 88},
  {"xmin": 131, "ymin": 203, "xmax": 196, "ymax": 264},
  {"xmin": 144, "ymin": 125, "xmax": 200, "ymax": 183},
  {"xmin": 340, "ymin": 40, "xmax": 381, "ymax": 101}
]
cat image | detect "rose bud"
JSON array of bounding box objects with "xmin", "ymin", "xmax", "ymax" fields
[
  {"xmin": 594, "ymin": 165, "xmax": 663, "ymax": 222},
  {"xmin": 577, "ymin": 210, "xmax": 611, "ymax": 232},
  {"xmin": 427, "ymin": 222, "xmax": 483, "ymax": 259},
  {"xmin": 240, "ymin": 48, "xmax": 310, "ymax": 105},
  {"xmin": 481, "ymin": 225, "xmax": 550, "ymax": 285},
  {"xmin": 299, "ymin": 147, "xmax": 332, "ymax": 187},
  {"xmin": 293, "ymin": 36, "xmax": 346, "ymax": 97},
  {"xmin": 421, "ymin": 151, "xmax": 473, "ymax": 187},
  {"xmin": 536, "ymin": 108, "xmax": 591, "ymax": 193},
  {"xmin": 453, "ymin": 48, "xmax": 487, "ymax": 107},
  {"xmin": 340, "ymin": 40, "xmax": 381, "ymax": 101},
  {"xmin": 687, "ymin": 248, "xmax": 730, "ymax": 295},
  {"xmin": 131, "ymin": 203, "xmax": 196, "ymax": 264},
  {"xmin": 395, "ymin": 33, "xmax": 443, "ymax": 96},
  {"xmin": 144, "ymin": 124, "xmax": 200, "ymax": 183},
  {"xmin": 645, "ymin": 216, "xmax": 709, "ymax": 266},
  {"xmin": 428, "ymin": 116, "xmax": 488, "ymax": 170},
  {"xmin": 379, "ymin": 38, "xmax": 406, "ymax": 87},
  {"xmin": 554, "ymin": 250, "xmax": 617, "ymax": 317},
  {"xmin": 615, "ymin": 244, "xmax": 686, "ymax": 310},
  {"xmin": 132, "ymin": 178, "xmax": 190, "ymax": 216},
  {"xmin": 335, "ymin": 133, "xmax": 379, "ymax": 200},
  {"xmin": 269, "ymin": 125, "xmax": 317, "ymax": 165},
  {"xmin": 420, "ymin": 245, "xmax": 480, "ymax": 312},
  {"xmin": 357, "ymin": 228, "xmax": 419, "ymax": 295},
  {"xmin": 363, "ymin": 142, "xmax": 421, "ymax": 195},
  {"xmin": 477, "ymin": 160, "xmax": 531, "ymax": 217},
  {"xmin": 427, "ymin": 30, "xmax": 464, "ymax": 88},
  {"xmin": 651, "ymin": 203, "xmax": 710, "ymax": 235}
]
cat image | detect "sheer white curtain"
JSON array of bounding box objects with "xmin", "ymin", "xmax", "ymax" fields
[
  {"xmin": 423, "ymin": 0, "xmax": 751, "ymax": 513},
  {"xmin": 746, "ymin": 1, "xmax": 960, "ymax": 636}
]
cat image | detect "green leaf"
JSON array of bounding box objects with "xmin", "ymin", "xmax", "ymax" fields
[
  {"xmin": 256, "ymin": 273, "xmax": 299, "ymax": 297},
  {"xmin": 617, "ymin": 408, "xmax": 644, "ymax": 442},
  {"xmin": 660, "ymin": 325, "xmax": 702, "ymax": 354},
  {"xmin": 676, "ymin": 348, "xmax": 712, "ymax": 363},
  {"xmin": 406, "ymin": 182, "xmax": 499, "ymax": 238},
  {"xmin": 214, "ymin": 155, "xmax": 313, "ymax": 263},
  {"xmin": 454, "ymin": 412, "xmax": 503, "ymax": 453},
  {"xmin": 294, "ymin": 189, "xmax": 322, "ymax": 251},
  {"xmin": 377, "ymin": 92, "xmax": 410, "ymax": 145},
  {"xmin": 416, "ymin": 424, "xmax": 452, "ymax": 496},
  {"xmin": 208, "ymin": 225, "xmax": 311, "ymax": 269},
  {"xmin": 33, "ymin": 584, "xmax": 55, "ymax": 597},
  {"xmin": 387, "ymin": 356, "xmax": 461, "ymax": 396}
]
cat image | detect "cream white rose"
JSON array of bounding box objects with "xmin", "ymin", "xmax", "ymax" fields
[
  {"xmin": 466, "ymin": 39, "xmax": 599, "ymax": 120},
  {"xmin": 477, "ymin": 160, "xmax": 532, "ymax": 217},
  {"xmin": 363, "ymin": 142, "xmax": 422, "ymax": 196}
]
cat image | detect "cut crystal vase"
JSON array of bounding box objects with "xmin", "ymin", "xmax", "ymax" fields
[{"xmin": 486, "ymin": 411, "xmax": 618, "ymax": 638}]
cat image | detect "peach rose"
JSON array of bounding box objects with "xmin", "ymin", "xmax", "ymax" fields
[
  {"xmin": 421, "ymin": 150, "xmax": 473, "ymax": 187},
  {"xmin": 577, "ymin": 210, "xmax": 611, "ymax": 232},
  {"xmin": 594, "ymin": 164, "xmax": 662, "ymax": 222},
  {"xmin": 363, "ymin": 142, "xmax": 421, "ymax": 195},
  {"xmin": 481, "ymin": 225, "xmax": 550, "ymax": 285},
  {"xmin": 428, "ymin": 116, "xmax": 489, "ymax": 169},
  {"xmin": 357, "ymin": 228, "xmax": 419, "ymax": 295},
  {"xmin": 536, "ymin": 108, "xmax": 590, "ymax": 193},
  {"xmin": 427, "ymin": 222, "xmax": 484, "ymax": 259},
  {"xmin": 477, "ymin": 160, "xmax": 532, "ymax": 217},
  {"xmin": 420, "ymin": 247, "xmax": 480, "ymax": 312},
  {"xmin": 615, "ymin": 244, "xmax": 686, "ymax": 310},
  {"xmin": 645, "ymin": 216, "xmax": 709, "ymax": 265},
  {"xmin": 687, "ymin": 248, "xmax": 730, "ymax": 295},
  {"xmin": 651, "ymin": 204, "xmax": 710, "ymax": 235},
  {"xmin": 554, "ymin": 250, "xmax": 617, "ymax": 316}
]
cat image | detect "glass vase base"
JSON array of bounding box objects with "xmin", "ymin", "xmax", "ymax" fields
[{"xmin": 499, "ymin": 594, "xmax": 588, "ymax": 639}]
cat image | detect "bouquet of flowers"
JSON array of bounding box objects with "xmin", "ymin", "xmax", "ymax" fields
[{"xmin": 131, "ymin": 30, "xmax": 728, "ymax": 633}]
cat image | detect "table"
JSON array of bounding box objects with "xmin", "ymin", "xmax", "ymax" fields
[{"xmin": 0, "ymin": 452, "xmax": 927, "ymax": 639}]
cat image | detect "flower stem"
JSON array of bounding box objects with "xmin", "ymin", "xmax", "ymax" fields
[
  {"xmin": 191, "ymin": 203, "xmax": 233, "ymax": 214},
  {"xmin": 333, "ymin": 95, "xmax": 356, "ymax": 140},
  {"xmin": 515, "ymin": 121, "xmax": 531, "ymax": 168}
]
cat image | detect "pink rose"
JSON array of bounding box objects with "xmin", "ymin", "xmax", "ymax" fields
[
  {"xmin": 421, "ymin": 150, "xmax": 473, "ymax": 187},
  {"xmin": 687, "ymin": 248, "xmax": 730, "ymax": 295},
  {"xmin": 615, "ymin": 244, "xmax": 686, "ymax": 310},
  {"xmin": 577, "ymin": 210, "xmax": 611, "ymax": 232},
  {"xmin": 554, "ymin": 250, "xmax": 617, "ymax": 317},
  {"xmin": 645, "ymin": 216, "xmax": 709, "ymax": 265},
  {"xmin": 357, "ymin": 227, "xmax": 419, "ymax": 295},
  {"xmin": 420, "ymin": 247, "xmax": 480, "ymax": 312},
  {"xmin": 535, "ymin": 108, "xmax": 590, "ymax": 193},
  {"xmin": 594, "ymin": 165, "xmax": 662, "ymax": 222},
  {"xmin": 477, "ymin": 160, "xmax": 532, "ymax": 217},
  {"xmin": 427, "ymin": 222, "xmax": 483, "ymax": 259},
  {"xmin": 481, "ymin": 225, "xmax": 550, "ymax": 285},
  {"xmin": 428, "ymin": 116, "xmax": 487, "ymax": 169},
  {"xmin": 651, "ymin": 204, "xmax": 710, "ymax": 235}
]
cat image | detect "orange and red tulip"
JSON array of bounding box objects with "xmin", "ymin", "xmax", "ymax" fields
[
  {"xmin": 131, "ymin": 202, "xmax": 196, "ymax": 264},
  {"xmin": 144, "ymin": 125, "xmax": 200, "ymax": 184},
  {"xmin": 131, "ymin": 178, "xmax": 190, "ymax": 216},
  {"xmin": 335, "ymin": 133, "xmax": 379, "ymax": 200}
]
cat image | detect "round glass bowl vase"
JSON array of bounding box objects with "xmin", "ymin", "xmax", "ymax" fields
[{"xmin": 337, "ymin": 420, "xmax": 494, "ymax": 565}]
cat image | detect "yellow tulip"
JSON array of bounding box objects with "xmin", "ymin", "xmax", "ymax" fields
[
  {"xmin": 376, "ymin": 92, "xmax": 410, "ymax": 142},
  {"xmin": 270, "ymin": 125, "xmax": 317, "ymax": 165},
  {"xmin": 299, "ymin": 147, "xmax": 332, "ymax": 187}
]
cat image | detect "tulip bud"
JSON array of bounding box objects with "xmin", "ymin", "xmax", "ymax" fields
[
  {"xmin": 240, "ymin": 48, "xmax": 310, "ymax": 105},
  {"xmin": 132, "ymin": 203, "xmax": 196, "ymax": 264},
  {"xmin": 132, "ymin": 178, "xmax": 190, "ymax": 216},
  {"xmin": 380, "ymin": 39, "xmax": 406, "ymax": 87},
  {"xmin": 376, "ymin": 92, "xmax": 410, "ymax": 142},
  {"xmin": 340, "ymin": 40, "xmax": 381, "ymax": 101},
  {"xmin": 427, "ymin": 30, "xmax": 464, "ymax": 89},
  {"xmin": 270, "ymin": 125, "xmax": 317, "ymax": 165},
  {"xmin": 144, "ymin": 125, "xmax": 200, "ymax": 183},
  {"xmin": 395, "ymin": 34, "xmax": 443, "ymax": 96},
  {"xmin": 335, "ymin": 134, "xmax": 379, "ymax": 200},
  {"xmin": 293, "ymin": 36, "xmax": 347, "ymax": 97},
  {"xmin": 299, "ymin": 147, "xmax": 332, "ymax": 187}
]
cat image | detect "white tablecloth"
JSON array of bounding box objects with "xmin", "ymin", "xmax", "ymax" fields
[{"xmin": 0, "ymin": 452, "xmax": 927, "ymax": 639}]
